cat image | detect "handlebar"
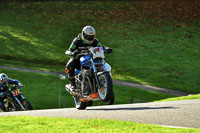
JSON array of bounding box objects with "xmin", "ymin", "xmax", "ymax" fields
[
  {"xmin": 77, "ymin": 47, "xmax": 91, "ymax": 50},
  {"xmin": 69, "ymin": 46, "xmax": 112, "ymax": 58},
  {"xmin": 1, "ymin": 85, "xmax": 23, "ymax": 97},
  {"xmin": 10, "ymin": 84, "xmax": 23, "ymax": 90},
  {"xmin": 104, "ymin": 47, "xmax": 112, "ymax": 53}
]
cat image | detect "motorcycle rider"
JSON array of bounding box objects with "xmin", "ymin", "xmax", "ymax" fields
[
  {"xmin": 65, "ymin": 26, "xmax": 103, "ymax": 98},
  {"xmin": 0, "ymin": 73, "xmax": 23, "ymax": 111}
]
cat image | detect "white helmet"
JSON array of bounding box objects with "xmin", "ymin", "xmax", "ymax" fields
[
  {"xmin": 0, "ymin": 73, "xmax": 8, "ymax": 82},
  {"xmin": 82, "ymin": 26, "xmax": 96, "ymax": 44}
]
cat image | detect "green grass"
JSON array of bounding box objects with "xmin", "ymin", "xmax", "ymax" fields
[
  {"xmin": 0, "ymin": 68, "xmax": 72, "ymax": 110},
  {"xmin": 0, "ymin": 68, "xmax": 174, "ymax": 110},
  {"xmin": 0, "ymin": 116, "xmax": 199, "ymax": 133},
  {"xmin": 0, "ymin": 1, "xmax": 200, "ymax": 93},
  {"xmin": 157, "ymin": 94, "xmax": 200, "ymax": 102},
  {"xmin": 0, "ymin": 2, "xmax": 199, "ymax": 132},
  {"xmin": 0, "ymin": 59, "xmax": 65, "ymax": 73}
]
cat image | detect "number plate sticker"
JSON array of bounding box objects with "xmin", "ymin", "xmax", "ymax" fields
[{"xmin": 13, "ymin": 89, "xmax": 20, "ymax": 95}]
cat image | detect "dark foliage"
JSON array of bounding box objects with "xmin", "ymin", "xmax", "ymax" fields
[{"xmin": 0, "ymin": 0, "xmax": 73, "ymax": 3}]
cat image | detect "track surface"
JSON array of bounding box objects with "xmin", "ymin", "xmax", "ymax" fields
[{"xmin": 0, "ymin": 99, "xmax": 200, "ymax": 128}]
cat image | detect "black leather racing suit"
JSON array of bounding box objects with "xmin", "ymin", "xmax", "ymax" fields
[
  {"xmin": 65, "ymin": 33, "xmax": 102, "ymax": 86},
  {"xmin": 0, "ymin": 79, "xmax": 20, "ymax": 110}
]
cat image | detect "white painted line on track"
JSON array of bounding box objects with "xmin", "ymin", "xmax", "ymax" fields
[{"xmin": 161, "ymin": 125, "xmax": 194, "ymax": 129}]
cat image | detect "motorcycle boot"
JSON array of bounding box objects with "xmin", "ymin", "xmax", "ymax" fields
[
  {"xmin": 70, "ymin": 78, "xmax": 76, "ymax": 91},
  {"xmin": 65, "ymin": 77, "xmax": 76, "ymax": 93},
  {"xmin": 0, "ymin": 101, "xmax": 5, "ymax": 112}
]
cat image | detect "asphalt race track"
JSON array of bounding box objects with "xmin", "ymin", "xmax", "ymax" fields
[{"xmin": 0, "ymin": 99, "xmax": 200, "ymax": 128}]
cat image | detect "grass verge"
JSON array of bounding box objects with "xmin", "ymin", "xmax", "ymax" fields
[
  {"xmin": 157, "ymin": 94, "xmax": 200, "ymax": 102},
  {"xmin": 0, "ymin": 116, "xmax": 199, "ymax": 133}
]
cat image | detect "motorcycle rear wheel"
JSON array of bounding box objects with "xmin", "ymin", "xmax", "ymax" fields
[
  {"xmin": 87, "ymin": 101, "xmax": 93, "ymax": 106},
  {"xmin": 73, "ymin": 96, "xmax": 87, "ymax": 110},
  {"xmin": 106, "ymin": 90, "xmax": 114, "ymax": 105}
]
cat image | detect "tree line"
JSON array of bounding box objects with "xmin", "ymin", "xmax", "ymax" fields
[{"xmin": 0, "ymin": 0, "xmax": 90, "ymax": 3}]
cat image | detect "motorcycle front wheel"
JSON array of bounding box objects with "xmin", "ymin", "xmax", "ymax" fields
[
  {"xmin": 98, "ymin": 72, "xmax": 113, "ymax": 102},
  {"xmin": 106, "ymin": 90, "xmax": 114, "ymax": 105},
  {"xmin": 21, "ymin": 99, "xmax": 33, "ymax": 110},
  {"xmin": 73, "ymin": 96, "xmax": 87, "ymax": 110}
]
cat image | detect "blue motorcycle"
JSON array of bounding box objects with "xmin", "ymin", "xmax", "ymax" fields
[{"xmin": 65, "ymin": 46, "xmax": 114, "ymax": 109}]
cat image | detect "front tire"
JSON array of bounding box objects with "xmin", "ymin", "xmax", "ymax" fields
[
  {"xmin": 21, "ymin": 99, "xmax": 33, "ymax": 110},
  {"xmin": 106, "ymin": 91, "xmax": 114, "ymax": 105},
  {"xmin": 98, "ymin": 72, "xmax": 113, "ymax": 102}
]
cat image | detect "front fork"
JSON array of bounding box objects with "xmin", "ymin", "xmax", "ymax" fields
[
  {"xmin": 91, "ymin": 59, "xmax": 101, "ymax": 90},
  {"xmin": 14, "ymin": 94, "xmax": 26, "ymax": 111}
]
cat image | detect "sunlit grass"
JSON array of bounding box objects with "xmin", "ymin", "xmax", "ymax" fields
[
  {"xmin": 112, "ymin": 74, "xmax": 150, "ymax": 85},
  {"xmin": 0, "ymin": 116, "xmax": 199, "ymax": 133},
  {"xmin": 3, "ymin": 26, "xmax": 39, "ymax": 46},
  {"xmin": 0, "ymin": 1, "xmax": 200, "ymax": 93},
  {"xmin": 157, "ymin": 94, "xmax": 200, "ymax": 102}
]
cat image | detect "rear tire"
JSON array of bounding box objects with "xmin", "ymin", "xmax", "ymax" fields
[
  {"xmin": 87, "ymin": 101, "xmax": 93, "ymax": 106},
  {"xmin": 73, "ymin": 96, "xmax": 87, "ymax": 110}
]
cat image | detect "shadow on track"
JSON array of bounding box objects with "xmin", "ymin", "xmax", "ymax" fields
[{"xmin": 86, "ymin": 106, "xmax": 176, "ymax": 111}]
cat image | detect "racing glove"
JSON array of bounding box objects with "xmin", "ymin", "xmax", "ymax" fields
[
  {"xmin": 18, "ymin": 83, "xmax": 24, "ymax": 88},
  {"xmin": 72, "ymin": 50, "xmax": 80, "ymax": 57}
]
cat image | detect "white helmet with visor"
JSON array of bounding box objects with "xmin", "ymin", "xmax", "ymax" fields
[
  {"xmin": 0, "ymin": 73, "xmax": 8, "ymax": 83},
  {"xmin": 82, "ymin": 26, "xmax": 96, "ymax": 44}
]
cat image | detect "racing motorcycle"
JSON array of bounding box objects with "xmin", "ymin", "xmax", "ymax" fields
[
  {"xmin": 0, "ymin": 85, "xmax": 33, "ymax": 112},
  {"xmin": 65, "ymin": 46, "xmax": 114, "ymax": 110}
]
